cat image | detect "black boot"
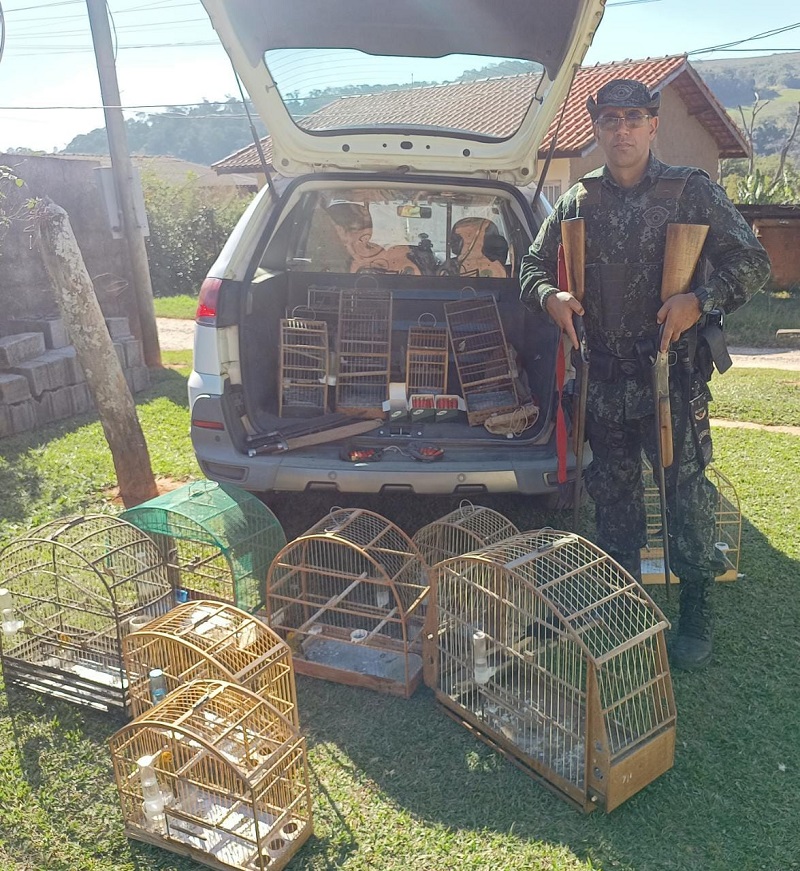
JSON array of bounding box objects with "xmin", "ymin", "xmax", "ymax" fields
[{"xmin": 671, "ymin": 578, "xmax": 714, "ymax": 670}]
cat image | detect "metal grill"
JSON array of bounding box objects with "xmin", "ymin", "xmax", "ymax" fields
[
  {"xmin": 278, "ymin": 316, "xmax": 329, "ymax": 416},
  {"xmin": 425, "ymin": 530, "xmax": 675, "ymax": 811},
  {"xmin": 406, "ymin": 320, "xmax": 449, "ymax": 396},
  {"xmin": 335, "ymin": 287, "xmax": 392, "ymax": 417},
  {"xmin": 0, "ymin": 514, "xmax": 171, "ymax": 711},
  {"xmin": 121, "ymin": 480, "xmax": 286, "ymax": 613},
  {"xmin": 109, "ymin": 679, "xmax": 312, "ymax": 871},
  {"xmin": 266, "ymin": 508, "xmax": 430, "ymax": 697},
  {"xmin": 122, "ymin": 600, "xmax": 298, "ymax": 723},
  {"xmin": 641, "ymin": 461, "xmax": 742, "ymax": 583},
  {"xmin": 412, "ymin": 502, "xmax": 519, "ymax": 566},
  {"xmin": 444, "ymin": 295, "xmax": 518, "ymax": 425}
]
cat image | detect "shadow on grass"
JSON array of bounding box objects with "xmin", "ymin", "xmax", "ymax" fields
[{"xmin": 289, "ymin": 510, "xmax": 800, "ymax": 871}]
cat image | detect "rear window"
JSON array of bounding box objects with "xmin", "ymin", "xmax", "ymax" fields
[{"xmin": 277, "ymin": 186, "xmax": 527, "ymax": 278}]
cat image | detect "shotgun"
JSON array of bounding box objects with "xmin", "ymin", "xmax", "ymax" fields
[
  {"xmin": 653, "ymin": 223, "xmax": 710, "ymax": 594},
  {"xmin": 561, "ymin": 218, "xmax": 587, "ymax": 531}
]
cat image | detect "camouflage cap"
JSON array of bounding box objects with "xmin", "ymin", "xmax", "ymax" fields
[{"xmin": 586, "ymin": 79, "xmax": 661, "ymax": 120}]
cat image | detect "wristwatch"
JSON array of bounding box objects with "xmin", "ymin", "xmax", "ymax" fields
[{"xmin": 692, "ymin": 286, "xmax": 715, "ymax": 314}]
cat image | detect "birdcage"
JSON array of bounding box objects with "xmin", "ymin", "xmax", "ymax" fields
[
  {"xmin": 0, "ymin": 514, "xmax": 171, "ymax": 711},
  {"xmin": 641, "ymin": 462, "xmax": 742, "ymax": 583},
  {"xmin": 123, "ymin": 600, "xmax": 298, "ymax": 723},
  {"xmin": 278, "ymin": 315, "xmax": 329, "ymax": 417},
  {"xmin": 109, "ymin": 679, "xmax": 312, "ymax": 871},
  {"xmin": 266, "ymin": 508, "xmax": 430, "ymax": 697},
  {"xmin": 412, "ymin": 502, "xmax": 520, "ymax": 566},
  {"xmin": 444, "ymin": 295, "xmax": 518, "ymax": 425},
  {"xmin": 406, "ymin": 317, "xmax": 449, "ymax": 397},
  {"xmin": 424, "ymin": 529, "xmax": 676, "ymax": 812},
  {"xmin": 335, "ymin": 287, "xmax": 392, "ymax": 418},
  {"xmin": 121, "ymin": 480, "xmax": 286, "ymax": 613}
]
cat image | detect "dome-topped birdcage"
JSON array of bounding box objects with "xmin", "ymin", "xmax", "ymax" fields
[
  {"xmin": 123, "ymin": 600, "xmax": 298, "ymax": 723},
  {"xmin": 641, "ymin": 461, "xmax": 742, "ymax": 583},
  {"xmin": 412, "ymin": 501, "xmax": 520, "ymax": 566},
  {"xmin": 121, "ymin": 480, "xmax": 286, "ymax": 613},
  {"xmin": 0, "ymin": 514, "xmax": 171, "ymax": 711},
  {"xmin": 109, "ymin": 679, "xmax": 312, "ymax": 871},
  {"xmin": 266, "ymin": 508, "xmax": 430, "ymax": 697},
  {"xmin": 425, "ymin": 530, "xmax": 676, "ymax": 812}
]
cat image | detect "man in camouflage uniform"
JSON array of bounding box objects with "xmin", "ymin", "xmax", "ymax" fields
[{"xmin": 520, "ymin": 79, "xmax": 770, "ymax": 670}]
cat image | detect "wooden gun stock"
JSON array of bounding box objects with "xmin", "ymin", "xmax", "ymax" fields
[
  {"xmin": 561, "ymin": 218, "xmax": 585, "ymax": 302},
  {"xmin": 660, "ymin": 223, "xmax": 709, "ymax": 301}
]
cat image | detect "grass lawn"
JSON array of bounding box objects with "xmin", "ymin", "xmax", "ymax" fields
[
  {"xmin": 710, "ymin": 367, "xmax": 800, "ymax": 427},
  {"xmin": 152, "ymin": 295, "xmax": 198, "ymax": 320},
  {"xmin": 0, "ymin": 360, "xmax": 798, "ymax": 871},
  {"xmin": 724, "ymin": 291, "xmax": 800, "ymax": 348}
]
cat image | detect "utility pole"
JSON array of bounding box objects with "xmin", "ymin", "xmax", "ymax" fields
[{"xmin": 85, "ymin": 0, "xmax": 161, "ymax": 367}]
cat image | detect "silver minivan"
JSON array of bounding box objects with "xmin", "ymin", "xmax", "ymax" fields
[{"xmin": 189, "ymin": 0, "xmax": 605, "ymax": 498}]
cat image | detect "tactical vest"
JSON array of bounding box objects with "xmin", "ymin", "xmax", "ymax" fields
[{"xmin": 574, "ymin": 164, "xmax": 707, "ymax": 360}]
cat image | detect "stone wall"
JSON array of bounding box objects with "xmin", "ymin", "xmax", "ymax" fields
[{"xmin": 0, "ymin": 315, "xmax": 149, "ymax": 439}]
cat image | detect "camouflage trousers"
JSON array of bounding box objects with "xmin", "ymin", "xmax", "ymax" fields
[{"xmin": 583, "ymin": 379, "xmax": 724, "ymax": 583}]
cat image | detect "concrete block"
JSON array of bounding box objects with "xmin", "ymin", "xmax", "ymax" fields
[
  {"xmin": 49, "ymin": 347, "xmax": 86, "ymax": 384},
  {"xmin": 112, "ymin": 342, "xmax": 127, "ymax": 370},
  {"xmin": 0, "ymin": 333, "xmax": 46, "ymax": 368},
  {"xmin": 9, "ymin": 399, "xmax": 37, "ymax": 435},
  {"xmin": 45, "ymin": 387, "xmax": 75, "ymax": 422},
  {"xmin": 12, "ymin": 357, "xmax": 55, "ymax": 397},
  {"xmin": 0, "ymin": 405, "xmax": 11, "ymax": 438},
  {"xmin": 126, "ymin": 366, "xmax": 151, "ymax": 393},
  {"xmin": 122, "ymin": 337, "xmax": 144, "ymax": 369},
  {"xmin": 0, "ymin": 372, "xmax": 32, "ymax": 404},
  {"xmin": 105, "ymin": 317, "xmax": 132, "ymax": 340},
  {"xmin": 68, "ymin": 382, "xmax": 94, "ymax": 414},
  {"xmin": 7, "ymin": 318, "xmax": 69, "ymax": 349}
]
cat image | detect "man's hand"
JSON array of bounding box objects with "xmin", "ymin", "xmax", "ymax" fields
[
  {"xmin": 656, "ymin": 293, "xmax": 702, "ymax": 351},
  {"xmin": 545, "ymin": 291, "xmax": 585, "ymax": 349}
]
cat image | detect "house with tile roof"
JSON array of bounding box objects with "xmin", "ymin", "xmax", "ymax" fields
[{"xmin": 212, "ymin": 55, "xmax": 748, "ymax": 202}]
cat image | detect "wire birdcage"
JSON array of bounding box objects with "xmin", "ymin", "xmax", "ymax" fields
[
  {"xmin": 266, "ymin": 508, "xmax": 430, "ymax": 697},
  {"xmin": 278, "ymin": 315, "xmax": 329, "ymax": 417},
  {"xmin": 121, "ymin": 480, "xmax": 286, "ymax": 613},
  {"xmin": 444, "ymin": 295, "xmax": 518, "ymax": 425},
  {"xmin": 641, "ymin": 461, "xmax": 742, "ymax": 583},
  {"xmin": 425, "ymin": 530, "xmax": 676, "ymax": 812},
  {"xmin": 412, "ymin": 502, "xmax": 520, "ymax": 566},
  {"xmin": 109, "ymin": 679, "xmax": 312, "ymax": 871},
  {"xmin": 406, "ymin": 317, "xmax": 449, "ymax": 396},
  {"xmin": 335, "ymin": 287, "xmax": 392, "ymax": 418},
  {"xmin": 123, "ymin": 600, "xmax": 298, "ymax": 723},
  {"xmin": 0, "ymin": 514, "xmax": 171, "ymax": 711}
]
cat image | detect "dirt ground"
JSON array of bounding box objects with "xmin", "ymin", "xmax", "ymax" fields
[{"xmin": 157, "ymin": 319, "xmax": 800, "ymax": 369}]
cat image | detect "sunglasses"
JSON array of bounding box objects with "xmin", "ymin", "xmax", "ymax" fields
[{"xmin": 595, "ymin": 112, "xmax": 653, "ymax": 131}]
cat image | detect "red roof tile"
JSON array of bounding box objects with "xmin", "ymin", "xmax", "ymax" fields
[{"xmin": 213, "ymin": 55, "xmax": 747, "ymax": 173}]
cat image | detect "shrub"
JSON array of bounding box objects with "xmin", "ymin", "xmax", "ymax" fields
[{"xmin": 141, "ymin": 169, "xmax": 253, "ymax": 297}]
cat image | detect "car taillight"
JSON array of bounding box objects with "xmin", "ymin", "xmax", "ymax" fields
[
  {"xmin": 192, "ymin": 419, "xmax": 225, "ymax": 431},
  {"xmin": 196, "ymin": 277, "xmax": 221, "ymax": 325}
]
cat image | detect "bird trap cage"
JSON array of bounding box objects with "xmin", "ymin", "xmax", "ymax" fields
[
  {"xmin": 278, "ymin": 314, "xmax": 329, "ymax": 417},
  {"xmin": 0, "ymin": 514, "xmax": 171, "ymax": 711},
  {"xmin": 424, "ymin": 530, "xmax": 676, "ymax": 812},
  {"xmin": 406, "ymin": 317, "xmax": 449, "ymax": 396},
  {"xmin": 412, "ymin": 502, "xmax": 520, "ymax": 567},
  {"xmin": 641, "ymin": 462, "xmax": 742, "ymax": 584},
  {"xmin": 121, "ymin": 480, "xmax": 286, "ymax": 613},
  {"xmin": 109, "ymin": 679, "xmax": 312, "ymax": 871},
  {"xmin": 123, "ymin": 600, "xmax": 298, "ymax": 723},
  {"xmin": 335, "ymin": 287, "xmax": 392, "ymax": 418},
  {"xmin": 444, "ymin": 294, "xmax": 518, "ymax": 426},
  {"xmin": 266, "ymin": 508, "xmax": 430, "ymax": 697}
]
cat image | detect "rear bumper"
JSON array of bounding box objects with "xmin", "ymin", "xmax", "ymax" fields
[{"xmin": 191, "ymin": 395, "xmax": 581, "ymax": 497}]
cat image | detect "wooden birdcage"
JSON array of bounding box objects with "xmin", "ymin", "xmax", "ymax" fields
[
  {"xmin": 121, "ymin": 480, "xmax": 286, "ymax": 613},
  {"xmin": 424, "ymin": 530, "xmax": 676, "ymax": 812},
  {"xmin": 278, "ymin": 315, "xmax": 329, "ymax": 417},
  {"xmin": 406, "ymin": 316, "xmax": 449, "ymax": 397},
  {"xmin": 307, "ymin": 284, "xmax": 342, "ymax": 339},
  {"xmin": 335, "ymin": 287, "xmax": 392, "ymax": 418},
  {"xmin": 641, "ymin": 462, "xmax": 742, "ymax": 583},
  {"xmin": 123, "ymin": 600, "xmax": 298, "ymax": 723},
  {"xmin": 0, "ymin": 514, "xmax": 171, "ymax": 711},
  {"xmin": 412, "ymin": 502, "xmax": 520, "ymax": 566},
  {"xmin": 109, "ymin": 679, "xmax": 312, "ymax": 871},
  {"xmin": 444, "ymin": 295, "xmax": 518, "ymax": 425},
  {"xmin": 266, "ymin": 508, "xmax": 430, "ymax": 697}
]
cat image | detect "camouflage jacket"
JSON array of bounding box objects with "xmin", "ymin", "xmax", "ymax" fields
[{"xmin": 519, "ymin": 153, "xmax": 771, "ymax": 362}]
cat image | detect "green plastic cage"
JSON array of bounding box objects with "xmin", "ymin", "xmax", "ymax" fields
[{"xmin": 121, "ymin": 480, "xmax": 286, "ymax": 613}]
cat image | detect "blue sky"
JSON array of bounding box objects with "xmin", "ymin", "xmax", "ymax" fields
[{"xmin": 0, "ymin": 0, "xmax": 797, "ymax": 152}]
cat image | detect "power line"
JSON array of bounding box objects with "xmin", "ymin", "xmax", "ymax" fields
[{"xmin": 689, "ymin": 22, "xmax": 800, "ymax": 56}]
